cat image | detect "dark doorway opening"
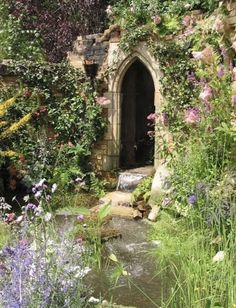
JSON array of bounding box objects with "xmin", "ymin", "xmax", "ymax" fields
[{"xmin": 120, "ymin": 60, "xmax": 155, "ymax": 168}]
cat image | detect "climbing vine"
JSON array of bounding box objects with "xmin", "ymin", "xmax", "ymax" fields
[{"xmin": 0, "ymin": 61, "xmax": 106, "ymax": 182}]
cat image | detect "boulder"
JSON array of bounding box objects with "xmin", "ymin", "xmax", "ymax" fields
[{"xmin": 149, "ymin": 163, "xmax": 171, "ymax": 203}]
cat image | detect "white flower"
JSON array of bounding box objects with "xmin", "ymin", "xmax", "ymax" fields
[
  {"xmin": 212, "ymin": 250, "xmax": 225, "ymax": 262},
  {"xmin": 44, "ymin": 212, "xmax": 52, "ymax": 222},
  {"xmin": 88, "ymin": 296, "xmax": 100, "ymax": 304},
  {"xmin": 34, "ymin": 191, "xmax": 42, "ymax": 198},
  {"xmin": 105, "ymin": 5, "xmax": 113, "ymax": 16},
  {"xmin": 51, "ymin": 183, "xmax": 57, "ymax": 193}
]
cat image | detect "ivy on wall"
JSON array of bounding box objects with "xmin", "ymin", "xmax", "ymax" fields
[{"xmin": 0, "ymin": 61, "xmax": 106, "ymax": 181}]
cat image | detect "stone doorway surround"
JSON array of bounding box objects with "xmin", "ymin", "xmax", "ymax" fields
[
  {"xmin": 103, "ymin": 41, "xmax": 163, "ymax": 170},
  {"xmin": 68, "ymin": 33, "xmax": 164, "ymax": 171}
]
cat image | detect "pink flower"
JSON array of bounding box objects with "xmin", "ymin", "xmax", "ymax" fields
[
  {"xmin": 152, "ymin": 15, "xmax": 161, "ymax": 25},
  {"xmin": 147, "ymin": 113, "xmax": 157, "ymax": 122},
  {"xmin": 193, "ymin": 47, "xmax": 215, "ymax": 64},
  {"xmin": 5, "ymin": 213, "xmax": 15, "ymax": 223},
  {"xmin": 199, "ymin": 85, "xmax": 213, "ymax": 102},
  {"xmin": 183, "ymin": 15, "xmax": 191, "ymax": 27},
  {"xmin": 96, "ymin": 96, "xmax": 111, "ymax": 106},
  {"xmin": 213, "ymin": 18, "xmax": 224, "ymax": 32},
  {"xmin": 232, "ymin": 95, "xmax": 236, "ymax": 107},
  {"xmin": 184, "ymin": 108, "xmax": 200, "ymax": 124},
  {"xmin": 147, "ymin": 130, "xmax": 155, "ymax": 137},
  {"xmin": 192, "ymin": 51, "xmax": 203, "ymax": 60},
  {"xmin": 232, "ymin": 41, "xmax": 236, "ymax": 52},
  {"xmin": 217, "ymin": 65, "xmax": 224, "ymax": 78}
]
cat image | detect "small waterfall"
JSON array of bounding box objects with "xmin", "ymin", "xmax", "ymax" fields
[{"xmin": 116, "ymin": 172, "xmax": 146, "ymax": 192}]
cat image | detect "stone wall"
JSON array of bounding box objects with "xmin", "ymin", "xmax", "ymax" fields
[{"xmin": 68, "ymin": 2, "xmax": 236, "ymax": 172}]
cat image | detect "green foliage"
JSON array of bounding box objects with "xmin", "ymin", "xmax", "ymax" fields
[
  {"xmin": 0, "ymin": 222, "xmax": 11, "ymax": 248},
  {"xmin": 0, "ymin": 61, "xmax": 106, "ymax": 182},
  {"xmin": 132, "ymin": 176, "xmax": 153, "ymax": 203},
  {"xmin": 150, "ymin": 212, "xmax": 236, "ymax": 307},
  {"xmin": 0, "ymin": 2, "xmax": 44, "ymax": 62}
]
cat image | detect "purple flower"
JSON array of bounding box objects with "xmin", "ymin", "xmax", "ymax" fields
[
  {"xmin": 77, "ymin": 214, "xmax": 84, "ymax": 222},
  {"xmin": 184, "ymin": 108, "xmax": 200, "ymax": 124},
  {"xmin": 188, "ymin": 195, "xmax": 197, "ymax": 205},
  {"xmin": 26, "ymin": 203, "xmax": 37, "ymax": 211},
  {"xmin": 34, "ymin": 190, "xmax": 42, "ymax": 198},
  {"xmin": 217, "ymin": 65, "xmax": 224, "ymax": 78},
  {"xmin": 187, "ymin": 71, "xmax": 197, "ymax": 84}
]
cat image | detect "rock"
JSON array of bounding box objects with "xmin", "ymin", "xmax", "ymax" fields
[
  {"xmin": 133, "ymin": 209, "xmax": 143, "ymax": 219},
  {"xmin": 136, "ymin": 201, "xmax": 146, "ymax": 212},
  {"xmin": 148, "ymin": 163, "xmax": 171, "ymax": 207},
  {"xmin": 148, "ymin": 205, "xmax": 160, "ymax": 221},
  {"xmin": 99, "ymin": 191, "xmax": 132, "ymax": 207}
]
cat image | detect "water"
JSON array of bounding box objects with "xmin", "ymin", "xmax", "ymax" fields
[
  {"xmin": 87, "ymin": 217, "xmax": 162, "ymax": 308},
  {"xmin": 116, "ymin": 173, "xmax": 146, "ymax": 192}
]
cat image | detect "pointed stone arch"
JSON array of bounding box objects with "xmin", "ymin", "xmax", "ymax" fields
[{"xmin": 104, "ymin": 42, "xmax": 163, "ymax": 170}]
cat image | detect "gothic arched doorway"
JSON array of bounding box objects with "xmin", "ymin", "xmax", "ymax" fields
[{"xmin": 120, "ymin": 60, "xmax": 155, "ymax": 168}]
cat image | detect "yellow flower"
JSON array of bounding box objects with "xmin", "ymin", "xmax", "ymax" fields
[
  {"xmin": 0, "ymin": 112, "xmax": 32, "ymax": 139},
  {"xmin": 0, "ymin": 97, "xmax": 16, "ymax": 117},
  {"xmin": 0, "ymin": 150, "xmax": 19, "ymax": 157},
  {"xmin": 0, "ymin": 121, "xmax": 8, "ymax": 127}
]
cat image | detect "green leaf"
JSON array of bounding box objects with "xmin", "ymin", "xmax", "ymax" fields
[
  {"xmin": 109, "ymin": 253, "xmax": 118, "ymax": 263},
  {"xmin": 97, "ymin": 203, "xmax": 111, "ymax": 221}
]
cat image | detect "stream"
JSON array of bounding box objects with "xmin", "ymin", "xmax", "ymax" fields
[{"xmin": 87, "ymin": 217, "xmax": 162, "ymax": 308}]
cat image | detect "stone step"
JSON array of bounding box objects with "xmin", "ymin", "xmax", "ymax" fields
[{"xmin": 117, "ymin": 166, "xmax": 155, "ymax": 192}]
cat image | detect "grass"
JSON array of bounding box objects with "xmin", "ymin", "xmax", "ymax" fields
[
  {"xmin": 0, "ymin": 221, "xmax": 11, "ymax": 248},
  {"xmin": 149, "ymin": 211, "xmax": 236, "ymax": 308}
]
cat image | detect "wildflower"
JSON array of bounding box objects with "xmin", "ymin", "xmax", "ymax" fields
[
  {"xmin": 96, "ymin": 96, "xmax": 111, "ymax": 106},
  {"xmin": 147, "ymin": 130, "xmax": 155, "ymax": 137},
  {"xmin": 77, "ymin": 214, "xmax": 84, "ymax": 222},
  {"xmin": 184, "ymin": 108, "xmax": 200, "ymax": 124},
  {"xmin": 232, "ymin": 41, "xmax": 236, "ymax": 51},
  {"xmin": 213, "ymin": 18, "xmax": 224, "ymax": 32},
  {"xmin": 147, "ymin": 113, "xmax": 157, "ymax": 122},
  {"xmin": 184, "ymin": 3, "xmax": 191, "ymax": 9},
  {"xmin": 183, "ymin": 15, "xmax": 191, "ymax": 27},
  {"xmin": 0, "ymin": 97, "xmax": 16, "ymax": 117},
  {"xmin": 217, "ymin": 65, "xmax": 224, "ymax": 78},
  {"xmin": 88, "ymin": 297, "xmax": 100, "ymax": 304},
  {"xmin": 36, "ymin": 178, "xmax": 47, "ymax": 189},
  {"xmin": 5, "ymin": 212, "xmax": 15, "ymax": 222},
  {"xmin": 51, "ymin": 183, "xmax": 57, "ymax": 193},
  {"xmin": 199, "ymin": 85, "xmax": 213, "ymax": 102},
  {"xmin": 130, "ymin": 1, "xmax": 135, "ymax": 12},
  {"xmin": 193, "ymin": 47, "xmax": 215, "ymax": 64},
  {"xmin": 0, "ymin": 197, "xmax": 12, "ymax": 211},
  {"xmin": 152, "ymin": 15, "xmax": 161, "ymax": 25},
  {"xmin": 187, "ymin": 72, "xmax": 197, "ymax": 84},
  {"xmin": 192, "ymin": 51, "xmax": 203, "ymax": 60},
  {"xmin": 26, "ymin": 203, "xmax": 37, "ymax": 211},
  {"xmin": 105, "ymin": 5, "xmax": 113, "ymax": 16},
  {"xmin": 188, "ymin": 194, "xmax": 197, "ymax": 205},
  {"xmin": 0, "ymin": 113, "xmax": 32, "ymax": 139},
  {"xmin": 212, "ymin": 250, "xmax": 225, "ymax": 262},
  {"xmin": 46, "ymin": 195, "xmax": 51, "ymax": 201},
  {"xmin": 44, "ymin": 212, "xmax": 52, "ymax": 222},
  {"xmin": 34, "ymin": 190, "xmax": 42, "ymax": 198},
  {"xmin": 232, "ymin": 95, "xmax": 236, "ymax": 107}
]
